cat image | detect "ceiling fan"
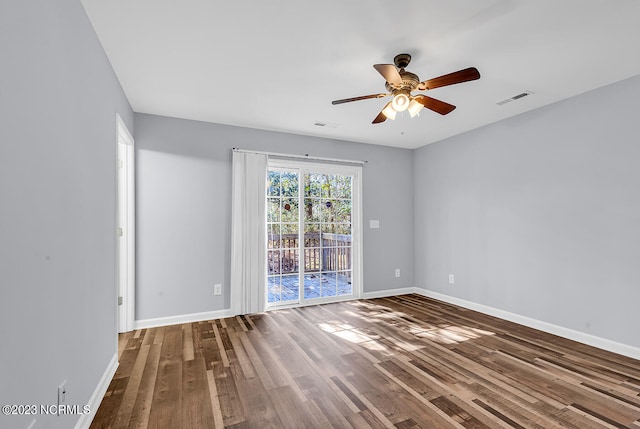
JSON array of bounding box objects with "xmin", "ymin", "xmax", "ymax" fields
[{"xmin": 332, "ymin": 53, "xmax": 480, "ymax": 124}]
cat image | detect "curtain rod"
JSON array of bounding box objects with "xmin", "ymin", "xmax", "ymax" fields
[{"xmin": 232, "ymin": 148, "xmax": 367, "ymax": 165}]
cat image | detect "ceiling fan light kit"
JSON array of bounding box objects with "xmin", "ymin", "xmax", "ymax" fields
[
  {"xmin": 408, "ymin": 99, "xmax": 423, "ymax": 118},
  {"xmin": 332, "ymin": 53, "xmax": 480, "ymax": 124},
  {"xmin": 391, "ymin": 93, "xmax": 410, "ymax": 112},
  {"xmin": 381, "ymin": 102, "xmax": 397, "ymax": 120}
]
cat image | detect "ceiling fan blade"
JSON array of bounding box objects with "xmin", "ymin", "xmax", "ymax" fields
[
  {"xmin": 372, "ymin": 102, "xmax": 392, "ymax": 124},
  {"xmin": 418, "ymin": 67, "xmax": 480, "ymax": 91},
  {"xmin": 332, "ymin": 93, "xmax": 388, "ymax": 105},
  {"xmin": 415, "ymin": 95, "xmax": 456, "ymax": 115},
  {"xmin": 373, "ymin": 64, "xmax": 402, "ymax": 85}
]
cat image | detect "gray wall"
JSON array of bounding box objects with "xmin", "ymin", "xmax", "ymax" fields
[
  {"xmin": 0, "ymin": 1, "xmax": 133, "ymax": 428},
  {"xmin": 414, "ymin": 75, "xmax": 640, "ymax": 348},
  {"xmin": 135, "ymin": 113, "xmax": 414, "ymax": 320}
]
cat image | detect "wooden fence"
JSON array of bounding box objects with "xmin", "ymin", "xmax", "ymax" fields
[{"xmin": 267, "ymin": 233, "xmax": 351, "ymax": 275}]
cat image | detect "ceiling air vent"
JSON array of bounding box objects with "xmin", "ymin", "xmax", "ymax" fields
[{"xmin": 497, "ymin": 91, "xmax": 533, "ymax": 105}]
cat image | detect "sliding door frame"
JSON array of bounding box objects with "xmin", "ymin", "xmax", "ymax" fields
[{"xmin": 265, "ymin": 158, "xmax": 363, "ymax": 310}]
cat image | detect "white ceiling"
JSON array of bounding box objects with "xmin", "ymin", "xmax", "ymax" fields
[{"xmin": 81, "ymin": 0, "xmax": 640, "ymax": 149}]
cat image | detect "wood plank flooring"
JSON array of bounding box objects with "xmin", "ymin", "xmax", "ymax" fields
[{"xmin": 90, "ymin": 294, "xmax": 640, "ymax": 428}]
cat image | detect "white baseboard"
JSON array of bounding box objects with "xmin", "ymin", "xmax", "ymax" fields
[
  {"xmin": 133, "ymin": 290, "xmax": 640, "ymax": 360},
  {"xmin": 414, "ymin": 288, "xmax": 640, "ymax": 361},
  {"xmin": 135, "ymin": 309, "xmax": 234, "ymax": 330},
  {"xmin": 361, "ymin": 287, "xmax": 418, "ymax": 300},
  {"xmin": 75, "ymin": 353, "xmax": 118, "ymax": 429},
  {"xmin": 134, "ymin": 291, "xmax": 417, "ymax": 329}
]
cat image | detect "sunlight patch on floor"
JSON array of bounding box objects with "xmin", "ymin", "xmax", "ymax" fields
[
  {"xmin": 346, "ymin": 299, "xmax": 496, "ymax": 345},
  {"xmin": 318, "ymin": 298, "xmax": 496, "ymax": 351},
  {"xmin": 408, "ymin": 324, "xmax": 496, "ymax": 344},
  {"xmin": 319, "ymin": 321, "xmax": 389, "ymax": 353}
]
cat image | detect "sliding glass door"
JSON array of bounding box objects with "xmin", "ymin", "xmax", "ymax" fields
[
  {"xmin": 266, "ymin": 161, "xmax": 361, "ymax": 308},
  {"xmin": 266, "ymin": 168, "xmax": 301, "ymax": 303}
]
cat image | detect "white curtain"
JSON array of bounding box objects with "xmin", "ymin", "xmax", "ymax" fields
[{"xmin": 230, "ymin": 151, "xmax": 268, "ymax": 315}]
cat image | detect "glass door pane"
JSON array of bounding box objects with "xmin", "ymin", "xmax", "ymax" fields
[
  {"xmin": 302, "ymin": 172, "xmax": 353, "ymax": 300},
  {"xmin": 267, "ymin": 168, "xmax": 300, "ymax": 304}
]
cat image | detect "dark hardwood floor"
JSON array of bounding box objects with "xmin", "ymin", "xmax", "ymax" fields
[{"xmin": 90, "ymin": 294, "xmax": 640, "ymax": 428}]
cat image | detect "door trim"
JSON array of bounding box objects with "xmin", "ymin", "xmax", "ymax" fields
[{"xmin": 116, "ymin": 114, "xmax": 135, "ymax": 333}]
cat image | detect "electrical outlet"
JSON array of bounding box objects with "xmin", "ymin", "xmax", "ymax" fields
[
  {"xmin": 395, "ymin": 269, "xmax": 400, "ymax": 278},
  {"xmin": 448, "ymin": 274, "xmax": 455, "ymax": 284},
  {"xmin": 58, "ymin": 381, "xmax": 67, "ymax": 405},
  {"xmin": 214, "ymin": 284, "xmax": 222, "ymax": 295},
  {"xmin": 57, "ymin": 381, "xmax": 67, "ymax": 415}
]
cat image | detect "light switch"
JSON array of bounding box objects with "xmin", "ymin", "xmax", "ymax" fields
[{"xmin": 369, "ymin": 220, "xmax": 380, "ymax": 229}]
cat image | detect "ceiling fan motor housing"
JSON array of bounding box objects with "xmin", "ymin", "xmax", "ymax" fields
[
  {"xmin": 394, "ymin": 53, "xmax": 412, "ymax": 69},
  {"xmin": 385, "ymin": 70, "xmax": 420, "ymax": 94}
]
